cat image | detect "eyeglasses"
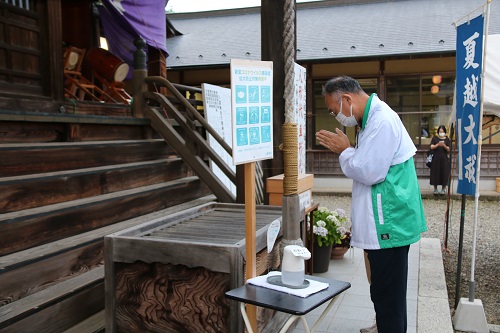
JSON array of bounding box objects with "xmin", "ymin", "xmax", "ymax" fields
[{"xmin": 329, "ymin": 97, "xmax": 344, "ymax": 117}]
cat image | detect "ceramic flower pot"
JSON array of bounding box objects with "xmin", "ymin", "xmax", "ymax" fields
[{"xmin": 330, "ymin": 246, "xmax": 349, "ymax": 260}]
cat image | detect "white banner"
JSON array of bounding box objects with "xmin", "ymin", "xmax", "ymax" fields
[{"xmin": 201, "ymin": 83, "xmax": 236, "ymax": 196}]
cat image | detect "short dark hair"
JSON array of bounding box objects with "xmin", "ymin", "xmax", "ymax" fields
[
  {"xmin": 322, "ymin": 76, "xmax": 363, "ymax": 96},
  {"xmin": 437, "ymin": 125, "xmax": 447, "ymax": 134}
]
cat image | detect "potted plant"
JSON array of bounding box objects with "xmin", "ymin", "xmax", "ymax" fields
[{"xmin": 308, "ymin": 207, "xmax": 351, "ymax": 272}]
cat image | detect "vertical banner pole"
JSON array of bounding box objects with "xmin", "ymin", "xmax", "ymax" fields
[
  {"xmin": 244, "ymin": 162, "xmax": 257, "ymax": 332},
  {"xmin": 454, "ymin": 194, "xmax": 467, "ymax": 308},
  {"xmin": 452, "ymin": 3, "xmax": 490, "ymax": 332},
  {"xmin": 469, "ymin": 0, "xmax": 490, "ymax": 302}
]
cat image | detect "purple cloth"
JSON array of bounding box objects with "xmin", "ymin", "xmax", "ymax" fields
[{"xmin": 98, "ymin": 0, "xmax": 168, "ymax": 78}]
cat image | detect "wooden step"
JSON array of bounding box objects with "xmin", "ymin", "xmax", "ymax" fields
[
  {"xmin": 0, "ymin": 121, "xmax": 152, "ymax": 143},
  {"xmin": 0, "ymin": 266, "xmax": 105, "ymax": 333},
  {"xmin": 61, "ymin": 310, "xmax": 104, "ymax": 333},
  {"xmin": 0, "ymin": 177, "xmax": 211, "ymax": 256},
  {"xmin": 0, "ymin": 158, "xmax": 190, "ymax": 213},
  {"xmin": 0, "ymin": 139, "xmax": 174, "ymax": 177},
  {"xmin": 0, "ymin": 195, "xmax": 216, "ymax": 315}
]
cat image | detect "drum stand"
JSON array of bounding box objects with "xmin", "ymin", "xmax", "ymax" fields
[
  {"xmin": 92, "ymin": 71, "xmax": 132, "ymax": 105},
  {"xmin": 63, "ymin": 46, "xmax": 116, "ymax": 103}
]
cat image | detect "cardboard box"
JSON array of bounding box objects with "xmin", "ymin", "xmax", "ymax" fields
[
  {"xmin": 269, "ymin": 189, "xmax": 312, "ymax": 207},
  {"xmin": 266, "ymin": 174, "xmax": 314, "ymax": 206}
]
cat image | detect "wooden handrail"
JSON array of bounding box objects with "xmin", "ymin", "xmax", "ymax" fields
[
  {"xmin": 144, "ymin": 76, "xmax": 232, "ymax": 155},
  {"xmin": 144, "ymin": 91, "xmax": 236, "ymax": 185},
  {"xmin": 171, "ymin": 82, "xmax": 202, "ymax": 94},
  {"xmin": 144, "ymin": 106, "xmax": 235, "ymax": 202}
]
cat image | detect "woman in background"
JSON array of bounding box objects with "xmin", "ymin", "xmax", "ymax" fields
[{"xmin": 430, "ymin": 125, "xmax": 451, "ymax": 195}]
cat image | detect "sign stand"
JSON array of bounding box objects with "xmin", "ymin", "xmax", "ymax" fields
[
  {"xmin": 230, "ymin": 59, "xmax": 273, "ymax": 331},
  {"xmin": 244, "ymin": 162, "xmax": 257, "ymax": 332}
]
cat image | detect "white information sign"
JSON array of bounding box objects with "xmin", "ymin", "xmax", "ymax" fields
[
  {"xmin": 266, "ymin": 218, "xmax": 281, "ymax": 253},
  {"xmin": 230, "ymin": 59, "xmax": 274, "ymax": 165},
  {"xmin": 294, "ymin": 63, "xmax": 307, "ymax": 174},
  {"xmin": 201, "ymin": 83, "xmax": 236, "ymax": 196},
  {"xmin": 299, "ymin": 190, "xmax": 311, "ymax": 212}
]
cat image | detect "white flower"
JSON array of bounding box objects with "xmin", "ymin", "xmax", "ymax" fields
[
  {"xmin": 313, "ymin": 225, "xmax": 328, "ymax": 237},
  {"xmin": 316, "ymin": 220, "xmax": 326, "ymax": 228},
  {"xmin": 335, "ymin": 208, "xmax": 347, "ymax": 219},
  {"xmin": 337, "ymin": 226, "xmax": 349, "ymax": 236},
  {"xmin": 318, "ymin": 206, "xmax": 330, "ymax": 213}
]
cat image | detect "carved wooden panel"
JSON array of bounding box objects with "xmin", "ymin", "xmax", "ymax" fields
[{"xmin": 114, "ymin": 262, "xmax": 230, "ymax": 333}]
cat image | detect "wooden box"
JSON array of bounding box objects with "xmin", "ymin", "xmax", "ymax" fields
[
  {"xmin": 266, "ymin": 174, "xmax": 314, "ymax": 206},
  {"xmin": 104, "ymin": 202, "xmax": 283, "ymax": 333}
]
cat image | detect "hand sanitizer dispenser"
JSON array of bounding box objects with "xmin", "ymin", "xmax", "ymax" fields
[{"xmin": 281, "ymin": 245, "xmax": 311, "ymax": 287}]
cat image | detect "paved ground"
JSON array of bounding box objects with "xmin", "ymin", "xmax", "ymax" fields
[
  {"xmin": 290, "ymin": 245, "xmax": 420, "ymax": 333},
  {"xmin": 303, "ymin": 187, "xmax": 500, "ymax": 333}
]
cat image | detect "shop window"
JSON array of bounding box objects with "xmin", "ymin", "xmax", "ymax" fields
[{"xmin": 386, "ymin": 75, "xmax": 455, "ymax": 147}]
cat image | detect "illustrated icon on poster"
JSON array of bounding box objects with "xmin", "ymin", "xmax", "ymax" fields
[
  {"xmin": 261, "ymin": 125, "xmax": 271, "ymax": 143},
  {"xmin": 237, "ymin": 128, "xmax": 248, "ymax": 146},
  {"xmin": 261, "ymin": 106, "xmax": 271, "ymax": 123},
  {"xmin": 249, "ymin": 106, "xmax": 259, "ymax": 124},
  {"xmin": 261, "ymin": 86, "xmax": 271, "ymax": 103},
  {"xmin": 236, "ymin": 107, "xmax": 247, "ymax": 125},
  {"xmin": 248, "ymin": 85, "xmax": 259, "ymax": 103},
  {"xmin": 249, "ymin": 127, "xmax": 260, "ymax": 145},
  {"xmin": 236, "ymin": 85, "xmax": 247, "ymax": 104}
]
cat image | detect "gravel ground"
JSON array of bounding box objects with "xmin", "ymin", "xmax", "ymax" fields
[{"xmin": 312, "ymin": 194, "xmax": 500, "ymax": 325}]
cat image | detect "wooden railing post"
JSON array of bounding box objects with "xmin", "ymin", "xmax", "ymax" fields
[{"xmin": 132, "ymin": 38, "xmax": 147, "ymax": 118}]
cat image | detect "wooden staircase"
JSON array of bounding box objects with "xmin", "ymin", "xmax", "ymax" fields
[{"xmin": 0, "ymin": 106, "xmax": 215, "ymax": 332}]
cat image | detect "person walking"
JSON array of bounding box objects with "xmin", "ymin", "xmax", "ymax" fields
[
  {"xmin": 316, "ymin": 76, "xmax": 427, "ymax": 333},
  {"xmin": 429, "ymin": 125, "xmax": 451, "ymax": 195}
]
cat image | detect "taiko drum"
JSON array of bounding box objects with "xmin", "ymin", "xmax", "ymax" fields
[{"xmin": 86, "ymin": 47, "xmax": 129, "ymax": 82}]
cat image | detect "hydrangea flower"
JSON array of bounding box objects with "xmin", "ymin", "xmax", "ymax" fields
[{"xmin": 308, "ymin": 206, "xmax": 351, "ymax": 247}]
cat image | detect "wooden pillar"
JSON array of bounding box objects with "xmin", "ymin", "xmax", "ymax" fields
[
  {"xmin": 261, "ymin": 0, "xmax": 296, "ymax": 180},
  {"xmin": 148, "ymin": 48, "xmax": 168, "ymax": 95},
  {"xmin": 132, "ymin": 38, "xmax": 147, "ymax": 118},
  {"xmin": 47, "ymin": 0, "xmax": 64, "ymax": 100}
]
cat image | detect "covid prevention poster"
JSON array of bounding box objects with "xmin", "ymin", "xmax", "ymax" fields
[{"xmin": 230, "ymin": 59, "xmax": 274, "ymax": 165}]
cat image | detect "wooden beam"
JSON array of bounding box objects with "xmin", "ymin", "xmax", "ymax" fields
[
  {"xmin": 483, "ymin": 115, "xmax": 500, "ymax": 130},
  {"xmin": 0, "ymin": 110, "xmax": 150, "ymax": 125}
]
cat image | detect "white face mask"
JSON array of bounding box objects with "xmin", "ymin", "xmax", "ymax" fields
[
  {"xmin": 439, "ymin": 132, "xmax": 446, "ymax": 138},
  {"xmin": 336, "ymin": 98, "xmax": 358, "ymax": 127}
]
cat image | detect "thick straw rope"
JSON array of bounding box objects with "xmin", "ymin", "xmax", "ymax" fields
[
  {"xmin": 282, "ymin": 123, "xmax": 298, "ymax": 195},
  {"xmin": 282, "ymin": 0, "xmax": 298, "ymax": 195}
]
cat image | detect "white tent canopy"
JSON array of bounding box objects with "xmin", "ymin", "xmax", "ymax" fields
[
  {"xmin": 449, "ymin": 33, "xmax": 500, "ymax": 125},
  {"xmin": 483, "ymin": 34, "xmax": 500, "ymax": 117}
]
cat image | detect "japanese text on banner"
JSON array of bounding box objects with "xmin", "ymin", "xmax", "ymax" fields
[{"xmin": 455, "ymin": 14, "xmax": 484, "ymax": 196}]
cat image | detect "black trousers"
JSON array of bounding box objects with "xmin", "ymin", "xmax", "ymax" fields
[{"xmin": 366, "ymin": 245, "xmax": 410, "ymax": 333}]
